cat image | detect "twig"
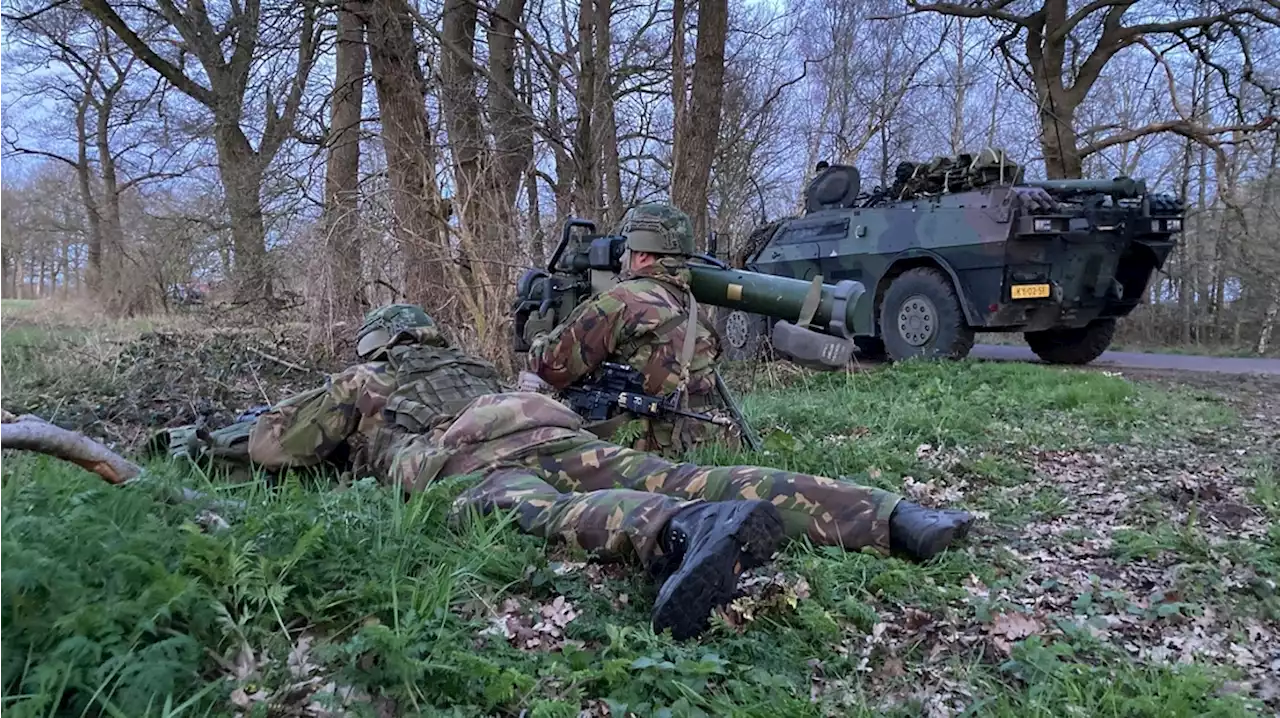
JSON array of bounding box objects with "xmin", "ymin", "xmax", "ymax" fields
[{"xmin": 247, "ymin": 346, "xmax": 314, "ymax": 374}]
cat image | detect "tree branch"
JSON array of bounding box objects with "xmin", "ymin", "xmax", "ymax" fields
[
  {"xmin": 1080, "ymin": 116, "xmax": 1277, "ymax": 157},
  {"xmin": 3, "ymin": 144, "xmax": 81, "ymax": 169},
  {"xmin": 900, "ymin": 0, "xmax": 1027, "ymax": 25},
  {"xmin": 1047, "ymin": 0, "xmax": 1133, "ymax": 43},
  {"xmin": 1, "ymin": 411, "xmax": 140, "ymax": 484},
  {"xmin": 80, "ymin": 0, "xmax": 217, "ymax": 107},
  {"xmin": 0, "ymin": 0, "xmax": 74, "ymax": 22}
]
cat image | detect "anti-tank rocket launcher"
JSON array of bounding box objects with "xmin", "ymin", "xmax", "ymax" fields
[{"xmin": 512, "ymin": 218, "xmax": 872, "ymax": 371}]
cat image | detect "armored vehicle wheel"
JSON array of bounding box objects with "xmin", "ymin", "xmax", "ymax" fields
[
  {"xmin": 1024, "ymin": 318, "xmax": 1117, "ymax": 365},
  {"xmin": 716, "ymin": 309, "xmax": 772, "ymax": 362},
  {"xmin": 879, "ymin": 268, "xmax": 975, "ymax": 361}
]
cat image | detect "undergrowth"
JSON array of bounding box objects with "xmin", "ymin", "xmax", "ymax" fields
[
  {"xmin": 1, "ymin": 334, "xmax": 1265, "ymax": 717},
  {"xmin": 3, "ymin": 453, "xmax": 1262, "ymax": 717}
]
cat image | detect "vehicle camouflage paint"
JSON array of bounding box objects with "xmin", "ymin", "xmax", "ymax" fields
[{"xmin": 719, "ymin": 148, "xmax": 1185, "ymax": 365}]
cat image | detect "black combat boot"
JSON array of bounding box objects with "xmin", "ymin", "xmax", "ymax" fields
[
  {"xmin": 650, "ymin": 500, "xmax": 785, "ymax": 640},
  {"xmin": 888, "ymin": 501, "xmax": 975, "ymax": 561}
]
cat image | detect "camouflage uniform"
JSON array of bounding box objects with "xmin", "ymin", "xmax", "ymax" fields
[
  {"xmin": 528, "ymin": 204, "xmax": 728, "ymax": 456},
  {"xmin": 247, "ymin": 370, "xmax": 900, "ymax": 569},
  {"xmin": 150, "ymin": 303, "xmax": 972, "ymax": 643}
]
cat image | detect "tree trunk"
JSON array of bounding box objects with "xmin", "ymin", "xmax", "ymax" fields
[
  {"xmin": 321, "ymin": 2, "xmax": 368, "ymax": 327},
  {"xmin": 95, "ymin": 92, "xmax": 132, "ymax": 316},
  {"xmin": 439, "ymin": 0, "xmax": 503, "ymax": 314},
  {"xmin": 671, "ymin": 0, "xmax": 686, "ymax": 151},
  {"xmin": 1259, "ymin": 297, "xmax": 1279, "ymax": 355},
  {"xmin": 1192, "ymin": 139, "xmax": 1209, "ymax": 344},
  {"xmin": 670, "ymin": 0, "xmax": 728, "ymax": 245},
  {"xmin": 572, "ymin": 0, "xmax": 602, "ymax": 219},
  {"xmin": 439, "ymin": 0, "xmax": 528, "ymax": 353},
  {"xmin": 594, "ymin": 0, "xmax": 623, "ymax": 226},
  {"xmin": 546, "ymin": 54, "xmax": 575, "ymax": 228},
  {"xmin": 1175, "ymin": 121, "xmax": 1194, "ymax": 344},
  {"xmin": 949, "ymin": 20, "xmax": 966, "ymax": 155},
  {"xmin": 1024, "ymin": 3, "xmax": 1082, "ymax": 180},
  {"xmin": 440, "ymin": 0, "xmax": 492, "ymax": 243},
  {"xmin": 73, "ymin": 96, "xmax": 105, "ymax": 296},
  {"xmin": 213, "ymin": 124, "xmax": 271, "ymax": 299},
  {"xmin": 1038, "ymin": 103, "xmax": 1083, "ymax": 179},
  {"xmin": 362, "ymin": 0, "xmax": 447, "ymax": 309},
  {"xmin": 521, "ymin": 42, "xmax": 545, "ymax": 263},
  {"xmin": 487, "ymin": 0, "xmax": 533, "ymax": 212}
]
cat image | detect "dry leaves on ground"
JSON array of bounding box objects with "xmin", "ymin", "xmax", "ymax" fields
[
  {"xmin": 227, "ymin": 634, "xmax": 397, "ymax": 718},
  {"xmin": 988, "ymin": 611, "xmax": 1045, "ymax": 655},
  {"xmin": 715, "ymin": 570, "xmax": 811, "ymax": 630},
  {"xmin": 479, "ymin": 595, "xmax": 581, "ymax": 651}
]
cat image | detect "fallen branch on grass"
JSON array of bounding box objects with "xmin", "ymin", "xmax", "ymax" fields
[
  {"xmin": 2, "ymin": 409, "xmax": 242, "ymax": 527},
  {"xmin": 1, "ymin": 410, "xmax": 141, "ymax": 484}
]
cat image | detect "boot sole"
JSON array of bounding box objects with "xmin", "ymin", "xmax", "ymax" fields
[{"xmin": 651, "ymin": 501, "xmax": 785, "ymax": 640}]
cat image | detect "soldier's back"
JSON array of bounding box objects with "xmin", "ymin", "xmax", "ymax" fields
[{"xmin": 607, "ymin": 276, "xmax": 720, "ymax": 399}]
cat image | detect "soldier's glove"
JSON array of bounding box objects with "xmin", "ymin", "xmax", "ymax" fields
[{"xmin": 516, "ymin": 370, "xmax": 553, "ymax": 394}]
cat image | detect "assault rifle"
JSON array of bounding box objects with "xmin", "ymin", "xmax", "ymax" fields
[{"xmin": 562, "ymin": 362, "xmax": 737, "ymax": 432}]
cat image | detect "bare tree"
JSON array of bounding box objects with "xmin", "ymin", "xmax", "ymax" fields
[
  {"xmin": 798, "ymin": 0, "xmax": 947, "ymax": 187},
  {"xmin": 360, "ymin": 0, "xmax": 450, "ymax": 307},
  {"xmin": 80, "ymin": 0, "xmax": 323, "ymax": 297},
  {"xmin": 3, "ymin": 4, "xmax": 190, "ymax": 314},
  {"xmin": 905, "ymin": 0, "xmax": 1279, "ymax": 178},
  {"xmin": 433, "ymin": 0, "xmax": 536, "ymax": 353},
  {"xmin": 319, "ymin": 1, "xmax": 368, "ymax": 327}
]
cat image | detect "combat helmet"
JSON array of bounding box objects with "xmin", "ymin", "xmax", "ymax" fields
[
  {"xmin": 356, "ymin": 303, "xmax": 444, "ymax": 359},
  {"xmin": 618, "ymin": 203, "xmax": 695, "ymax": 256}
]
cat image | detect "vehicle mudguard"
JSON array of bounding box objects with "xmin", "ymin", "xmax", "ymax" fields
[{"xmin": 878, "ymin": 249, "xmax": 984, "ymax": 328}]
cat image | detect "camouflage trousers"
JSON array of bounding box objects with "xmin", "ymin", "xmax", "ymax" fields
[{"xmin": 391, "ymin": 432, "xmax": 902, "ymax": 569}]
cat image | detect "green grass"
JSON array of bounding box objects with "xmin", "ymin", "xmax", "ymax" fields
[
  {"xmin": 2, "ymin": 324, "xmax": 92, "ymax": 380},
  {"xmin": 2, "ymin": 358, "xmax": 1266, "ymax": 717},
  {"xmin": 705, "ymin": 360, "xmax": 1234, "ymax": 482}
]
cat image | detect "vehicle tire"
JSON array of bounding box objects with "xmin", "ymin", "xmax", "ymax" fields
[
  {"xmin": 716, "ymin": 309, "xmax": 772, "ymax": 362},
  {"xmin": 878, "ymin": 267, "xmax": 975, "ymax": 361},
  {"xmin": 1024, "ymin": 318, "xmax": 1117, "ymax": 365}
]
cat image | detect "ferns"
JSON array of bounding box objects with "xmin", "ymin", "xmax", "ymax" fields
[{"xmin": 1, "ymin": 456, "xmax": 545, "ymax": 716}]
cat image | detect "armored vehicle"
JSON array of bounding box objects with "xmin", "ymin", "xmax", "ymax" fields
[{"xmin": 717, "ymin": 149, "xmax": 1184, "ymax": 365}]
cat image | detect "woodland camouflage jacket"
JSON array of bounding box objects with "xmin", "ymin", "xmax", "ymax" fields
[{"xmin": 526, "ymin": 259, "xmax": 722, "ymax": 451}]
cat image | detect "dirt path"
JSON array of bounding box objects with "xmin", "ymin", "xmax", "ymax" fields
[{"xmin": 969, "ymin": 344, "xmax": 1280, "ymax": 376}]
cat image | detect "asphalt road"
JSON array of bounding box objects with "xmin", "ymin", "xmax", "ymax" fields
[{"xmin": 968, "ymin": 344, "xmax": 1280, "ymax": 376}]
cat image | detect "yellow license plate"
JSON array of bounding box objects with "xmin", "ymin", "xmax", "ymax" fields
[{"xmin": 1011, "ymin": 283, "xmax": 1051, "ymax": 299}]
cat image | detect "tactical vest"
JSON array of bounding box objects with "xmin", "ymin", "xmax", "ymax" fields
[{"xmin": 380, "ymin": 343, "xmax": 507, "ymax": 434}]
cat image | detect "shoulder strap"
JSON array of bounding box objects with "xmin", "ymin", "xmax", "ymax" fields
[
  {"xmin": 644, "ymin": 276, "xmax": 701, "ymax": 407},
  {"xmin": 797, "ymin": 274, "xmax": 824, "ymax": 330},
  {"xmin": 676, "ymin": 289, "xmax": 698, "ymax": 398}
]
